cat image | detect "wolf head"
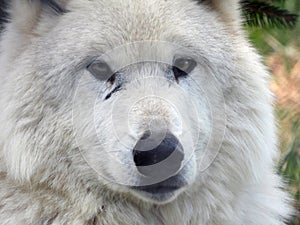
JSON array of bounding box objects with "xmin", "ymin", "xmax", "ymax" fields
[{"xmin": 0, "ymin": 0, "xmax": 275, "ymax": 205}]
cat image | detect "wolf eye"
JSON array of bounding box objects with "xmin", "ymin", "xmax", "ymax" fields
[
  {"xmin": 172, "ymin": 57, "xmax": 197, "ymax": 79},
  {"xmin": 87, "ymin": 61, "xmax": 114, "ymax": 82}
]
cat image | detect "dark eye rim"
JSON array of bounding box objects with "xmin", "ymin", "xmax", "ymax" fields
[
  {"xmin": 172, "ymin": 57, "xmax": 197, "ymax": 79},
  {"xmin": 87, "ymin": 60, "xmax": 115, "ymax": 82}
]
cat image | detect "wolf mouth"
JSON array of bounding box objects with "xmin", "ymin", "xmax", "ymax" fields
[{"xmin": 130, "ymin": 174, "xmax": 187, "ymax": 202}]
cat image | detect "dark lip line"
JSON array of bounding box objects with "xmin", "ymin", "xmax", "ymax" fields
[
  {"xmin": 130, "ymin": 178, "xmax": 188, "ymax": 195},
  {"xmin": 131, "ymin": 180, "xmax": 187, "ymax": 189},
  {"xmin": 133, "ymin": 185, "xmax": 184, "ymax": 192},
  {"xmin": 133, "ymin": 184, "xmax": 184, "ymax": 189}
]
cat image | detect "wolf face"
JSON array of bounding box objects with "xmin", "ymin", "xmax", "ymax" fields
[
  {"xmin": 72, "ymin": 40, "xmax": 218, "ymax": 203},
  {"xmin": 0, "ymin": 0, "xmax": 232, "ymax": 204},
  {"xmin": 0, "ymin": 1, "xmax": 292, "ymax": 224}
]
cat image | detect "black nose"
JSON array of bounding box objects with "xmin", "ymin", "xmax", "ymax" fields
[{"xmin": 133, "ymin": 131, "xmax": 184, "ymax": 177}]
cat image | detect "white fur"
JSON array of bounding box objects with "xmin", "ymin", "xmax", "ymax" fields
[{"xmin": 0, "ymin": 0, "xmax": 293, "ymax": 224}]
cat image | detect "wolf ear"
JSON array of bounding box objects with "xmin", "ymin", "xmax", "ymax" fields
[
  {"xmin": 10, "ymin": 0, "xmax": 67, "ymax": 16},
  {"xmin": 197, "ymin": 0, "xmax": 241, "ymax": 27},
  {"xmin": 8, "ymin": 0, "xmax": 67, "ymax": 34},
  {"xmin": 1, "ymin": 0, "xmax": 68, "ymax": 62},
  {"xmin": 35, "ymin": 0, "xmax": 67, "ymax": 15}
]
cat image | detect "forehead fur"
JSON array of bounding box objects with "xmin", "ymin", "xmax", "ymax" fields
[
  {"xmin": 63, "ymin": 0, "xmax": 223, "ymax": 43},
  {"xmin": 4, "ymin": 0, "xmax": 241, "ymax": 42}
]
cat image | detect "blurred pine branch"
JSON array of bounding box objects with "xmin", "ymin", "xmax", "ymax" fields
[{"xmin": 241, "ymin": 0, "xmax": 299, "ymax": 28}]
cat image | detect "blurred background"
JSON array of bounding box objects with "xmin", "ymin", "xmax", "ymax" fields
[{"xmin": 244, "ymin": 0, "xmax": 300, "ymax": 224}]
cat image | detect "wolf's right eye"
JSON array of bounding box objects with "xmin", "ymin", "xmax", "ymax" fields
[
  {"xmin": 87, "ymin": 61, "xmax": 114, "ymax": 81},
  {"xmin": 172, "ymin": 57, "xmax": 197, "ymax": 79}
]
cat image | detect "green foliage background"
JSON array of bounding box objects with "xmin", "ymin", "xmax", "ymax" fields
[{"xmin": 246, "ymin": 1, "xmax": 300, "ymax": 224}]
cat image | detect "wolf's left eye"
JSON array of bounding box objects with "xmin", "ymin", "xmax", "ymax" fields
[
  {"xmin": 87, "ymin": 61, "xmax": 114, "ymax": 81},
  {"xmin": 172, "ymin": 57, "xmax": 197, "ymax": 79}
]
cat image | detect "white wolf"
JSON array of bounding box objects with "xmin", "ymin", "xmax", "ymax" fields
[{"xmin": 0, "ymin": 0, "xmax": 293, "ymax": 224}]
